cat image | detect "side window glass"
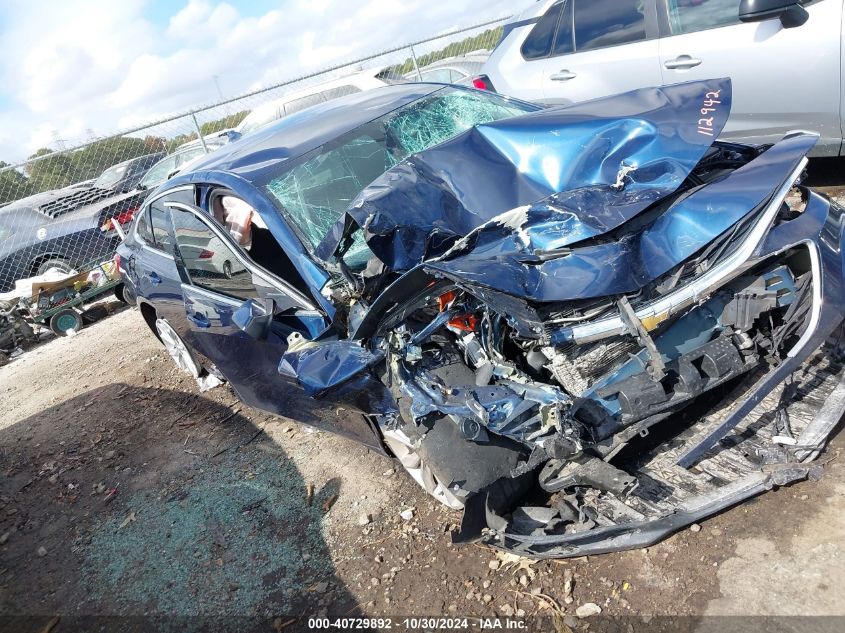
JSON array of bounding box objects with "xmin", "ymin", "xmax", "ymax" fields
[
  {"xmin": 449, "ymin": 69, "xmax": 468, "ymax": 82},
  {"xmin": 573, "ymin": 0, "xmax": 647, "ymax": 52},
  {"xmin": 422, "ymin": 68, "xmax": 453, "ymax": 83},
  {"xmin": 283, "ymin": 93, "xmax": 325, "ymax": 116},
  {"xmin": 176, "ymin": 147, "xmax": 205, "ymax": 167},
  {"xmin": 521, "ymin": 1, "xmax": 564, "ymax": 60},
  {"xmin": 552, "ymin": 0, "xmax": 574, "ymax": 56},
  {"xmin": 667, "ymin": 0, "xmax": 740, "ymax": 35},
  {"xmin": 135, "ymin": 206, "xmax": 153, "ymax": 243},
  {"xmin": 149, "ymin": 201, "xmax": 175, "ymax": 253},
  {"xmin": 140, "ymin": 156, "xmax": 177, "ymax": 189},
  {"xmin": 321, "ymin": 85, "xmax": 361, "ymax": 101},
  {"xmin": 170, "ymin": 207, "xmax": 259, "ymax": 301}
]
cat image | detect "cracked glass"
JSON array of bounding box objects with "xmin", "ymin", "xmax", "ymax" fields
[{"xmin": 265, "ymin": 88, "xmax": 533, "ymax": 267}]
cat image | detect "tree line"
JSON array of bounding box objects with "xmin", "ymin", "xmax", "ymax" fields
[
  {"xmin": 390, "ymin": 26, "xmax": 502, "ymax": 75},
  {"xmin": 0, "ymin": 111, "xmax": 247, "ymax": 206},
  {"xmin": 0, "ymin": 23, "xmax": 502, "ymax": 207}
]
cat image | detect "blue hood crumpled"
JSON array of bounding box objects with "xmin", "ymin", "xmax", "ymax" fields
[{"xmin": 322, "ymin": 78, "xmax": 736, "ymax": 298}]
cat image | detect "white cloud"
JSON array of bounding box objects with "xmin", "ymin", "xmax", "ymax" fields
[
  {"xmin": 0, "ymin": 0, "xmax": 529, "ymax": 164},
  {"xmin": 166, "ymin": 0, "xmax": 240, "ymax": 42}
]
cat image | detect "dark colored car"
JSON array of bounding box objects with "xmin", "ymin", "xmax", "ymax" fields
[
  {"xmin": 0, "ymin": 185, "xmax": 144, "ymax": 292},
  {"xmin": 93, "ymin": 153, "xmax": 165, "ymax": 192},
  {"xmin": 135, "ymin": 144, "xmax": 216, "ymax": 192},
  {"xmin": 118, "ymin": 80, "xmax": 845, "ymax": 558}
]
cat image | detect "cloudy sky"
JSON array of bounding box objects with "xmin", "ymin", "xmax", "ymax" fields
[{"xmin": 0, "ymin": 0, "xmax": 531, "ymax": 164}]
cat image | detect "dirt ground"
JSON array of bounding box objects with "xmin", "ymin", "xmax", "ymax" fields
[
  {"xmin": 1, "ymin": 306, "xmax": 844, "ymax": 632},
  {"xmin": 2, "ymin": 161, "xmax": 845, "ymax": 632}
]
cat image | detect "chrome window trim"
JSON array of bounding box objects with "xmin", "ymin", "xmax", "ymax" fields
[
  {"xmin": 181, "ymin": 282, "xmax": 243, "ymax": 307},
  {"xmin": 133, "ymin": 199, "xmax": 177, "ymax": 262},
  {"xmin": 164, "ymin": 201, "xmax": 317, "ymax": 310},
  {"xmin": 133, "ymin": 185, "xmax": 195, "ymax": 260},
  {"xmin": 562, "ymin": 157, "xmax": 808, "ymax": 344}
]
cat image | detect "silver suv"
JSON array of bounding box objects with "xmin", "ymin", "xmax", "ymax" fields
[{"xmin": 480, "ymin": 0, "xmax": 842, "ymax": 155}]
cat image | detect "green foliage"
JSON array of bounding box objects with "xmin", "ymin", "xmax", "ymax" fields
[
  {"xmin": 24, "ymin": 148, "xmax": 78, "ymax": 193},
  {"xmin": 391, "ymin": 26, "xmax": 501, "ymax": 75},
  {"xmin": 200, "ymin": 110, "xmax": 248, "ymax": 135},
  {"xmin": 0, "ymin": 109, "xmax": 247, "ymax": 202},
  {"xmin": 0, "ymin": 162, "xmax": 32, "ymax": 205}
]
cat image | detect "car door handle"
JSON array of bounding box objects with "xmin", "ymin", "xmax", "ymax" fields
[
  {"xmin": 187, "ymin": 312, "xmax": 210, "ymax": 328},
  {"xmin": 664, "ymin": 55, "xmax": 702, "ymax": 70},
  {"xmin": 145, "ymin": 271, "xmax": 161, "ymax": 285},
  {"xmin": 550, "ymin": 70, "xmax": 577, "ymax": 81}
]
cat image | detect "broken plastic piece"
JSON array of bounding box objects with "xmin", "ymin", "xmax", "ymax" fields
[
  {"xmin": 539, "ymin": 456, "xmax": 639, "ymax": 496},
  {"xmin": 279, "ymin": 340, "xmax": 384, "ymax": 395}
]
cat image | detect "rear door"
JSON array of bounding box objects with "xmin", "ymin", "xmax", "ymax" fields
[
  {"xmin": 130, "ymin": 194, "xmax": 185, "ymax": 327},
  {"xmin": 657, "ymin": 0, "xmax": 842, "ymax": 155},
  {"xmin": 540, "ymin": 0, "xmax": 663, "ymax": 105}
]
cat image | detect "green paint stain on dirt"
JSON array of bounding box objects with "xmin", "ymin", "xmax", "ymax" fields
[{"xmin": 83, "ymin": 451, "xmax": 337, "ymax": 616}]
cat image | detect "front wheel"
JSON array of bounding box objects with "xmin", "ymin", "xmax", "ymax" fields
[
  {"xmin": 154, "ymin": 318, "xmax": 201, "ymax": 378},
  {"xmin": 382, "ymin": 428, "xmax": 466, "ymax": 510},
  {"xmin": 383, "ymin": 416, "xmax": 526, "ymax": 511}
]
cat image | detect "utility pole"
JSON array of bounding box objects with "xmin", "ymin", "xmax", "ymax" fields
[{"xmin": 213, "ymin": 75, "xmax": 224, "ymax": 101}]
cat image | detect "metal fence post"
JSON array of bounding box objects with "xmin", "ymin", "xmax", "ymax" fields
[
  {"xmin": 410, "ymin": 45, "xmax": 423, "ymax": 80},
  {"xmin": 191, "ymin": 113, "xmax": 209, "ymax": 153}
]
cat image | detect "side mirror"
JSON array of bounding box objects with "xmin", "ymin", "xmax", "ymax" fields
[
  {"xmin": 223, "ymin": 130, "xmax": 242, "ymax": 143},
  {"xmin": 739, "ymin": 0, "xmax": 809, "ymax": 28},
  {"xmin": 233, "ymin": 297, "xmax": 276, "ymax": 340}
]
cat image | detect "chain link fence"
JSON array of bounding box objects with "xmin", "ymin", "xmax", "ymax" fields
[{"xmin": 0, "ymin": 15, "xmax": 508, "ymax": 295}]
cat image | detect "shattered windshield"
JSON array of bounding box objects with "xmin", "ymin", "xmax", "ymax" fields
[{"xmin": 265, "ymin": 88, "xmax": 535, "ymax": 266}]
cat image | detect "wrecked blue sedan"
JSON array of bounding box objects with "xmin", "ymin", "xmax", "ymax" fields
[{"xmin": 118, "ymin": 79, "xmax": 845, "ymax": 557}]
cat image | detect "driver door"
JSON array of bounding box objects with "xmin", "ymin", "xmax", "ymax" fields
[{"xmin": 166, "ymin": 202, "xmax": 331, "ymax": 427}]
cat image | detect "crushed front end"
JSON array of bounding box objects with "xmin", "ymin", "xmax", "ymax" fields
[
  {"xmin": 364, "ymin": 157, "xmax": 845, "ymax": 557},
  {"xmin": 306, "ymin": 80, "xmax": 845, "ymax": 557}
]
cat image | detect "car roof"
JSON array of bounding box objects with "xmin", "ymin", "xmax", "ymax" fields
[
  {"xmin": 249, "ymin": 68, "xmax": 389, "ymax": 111},
  {"xmin": 124, "ymin": 152, "xmax": 163, "ymax": 166},
  {"xmin": 175, "ymin": 82, "xmax": 446, "ymax": 182}
]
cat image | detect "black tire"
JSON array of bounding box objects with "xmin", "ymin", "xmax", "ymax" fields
[
  {"xmin": 114, "ymin": 282, "xmax": 137, "ymax": 306},
  {"xmin": 49, "ymin": 309, "xmax": 83, "ymax": 336},
  {"xmin": 222, "ymin": 260, "xmax": 233, "ymax": 278},
  {"xmin": 35, "ymin": 258, "xmax": 73, "ymax": 276}
]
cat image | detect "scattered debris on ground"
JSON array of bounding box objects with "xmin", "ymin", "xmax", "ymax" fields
[{"xmin": 1, "ymin": 308, "xmax": 844, "ymax": 621}]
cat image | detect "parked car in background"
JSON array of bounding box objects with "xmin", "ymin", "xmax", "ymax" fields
[
  {"xmin": 233, "ymin": 68, "xmax": 402, "ymax": 138},
  {"xmin": 92, "ymin": 152, "xmax": 165, "ymax": 192},
  {"xmin": 0, "ymin": 185, "xmax": 144, "ymax": 292},
  {"xmin": 137, "ymin": 144, "xmax": 216, "ymax": 192},
  {"xmin": 403, "ymin": 52, "xmax": 489, "ymax": 85},
  {"xmin": 119, "ymin": 80, "xmax": 845, "ymax": 558},
  {"xmin": 479, "ymin": 0, "xmax": 843, "ymax": 155}
]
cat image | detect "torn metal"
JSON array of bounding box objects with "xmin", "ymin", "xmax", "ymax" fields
[{"xmin": 282, "ymin": 79, "xmax": 845, "ymax": 557}]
